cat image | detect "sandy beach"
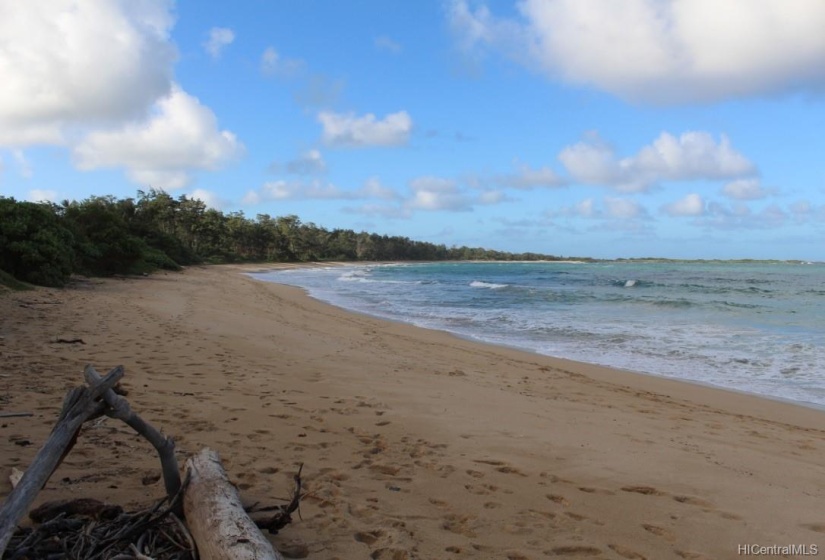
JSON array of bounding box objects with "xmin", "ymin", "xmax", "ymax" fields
[{"xmin": 1, "ymin": 264, "xmax": 823, "ymax": 559}]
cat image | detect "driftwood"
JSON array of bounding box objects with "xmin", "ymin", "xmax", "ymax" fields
[
  {"xmin": 0, "ymin": 365, "xmax": 300, "ymax": 559},
  {"xmin": 5, "ymin": 487, "xmax": 195, "ymax": 560},
  {"xmin": 184, "ymin": 448, "xmax": 283, "ymax": 560},
  {"xmin": 251, "ymin": 463, "xmax": 303, "ymax": 535},
  {"xmin": 84, "ymin": 365, "xmax": 181, "ymax": 504},
  {"xmin": 0, "ymin": 365, "xmax": 123, "ymax": 555}
]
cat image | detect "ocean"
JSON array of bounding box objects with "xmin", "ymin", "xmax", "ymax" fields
[{"xmin": 251, "ymin": 261, "xmax": 825, "ymax": 409}]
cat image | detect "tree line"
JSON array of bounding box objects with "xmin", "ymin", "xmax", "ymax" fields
[{"xmin": 0, "ymin": 190, "xmax": 574, "ymax": 288}]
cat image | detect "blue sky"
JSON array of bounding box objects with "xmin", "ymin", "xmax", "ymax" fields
[{"xmin": 1, "ymin": 1, "xmax": 824, "ymax": 260}]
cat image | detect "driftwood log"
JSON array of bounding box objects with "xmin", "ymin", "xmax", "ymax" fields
[
  {"xmin": 0, "ymin": 365, "xmax": 123, "ymax": 555},
  {"xmin": 184, "ymin": 448, "xmax": 283, "ymax": 560},
  {"xmin": 0, "ymin": 365, "xmax": 298, "ymax": 559}
]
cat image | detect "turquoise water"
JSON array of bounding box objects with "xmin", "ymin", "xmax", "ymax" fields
[{"xmin": 253, "ymin": 261, "xmax": 825, "ymax": 408}]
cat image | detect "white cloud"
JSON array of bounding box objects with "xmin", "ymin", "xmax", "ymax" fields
[
  {"xmin": 550, "ymin": 196, "xmax": 648, "ymax": 220},
  {"xmin": 721, "ymin": 178, "xmax": 774, "ymax": 200},
  {"xmin": 604, "ymin": 196, "xmax": 646, "ymax": 219},
  {"xmin": 449, "ymin": 0, "xmax": 825, "ymax": 104},
  {"xmin": 464, "ymin": 161, "xmax": 566, "ymax": 192},
  {"xmin": 573, "ymin": 198, "xmax": 597, "ymax": 218},
  {"xmin": 285, "ymin": 149, "xmax": 327, "ymax": 175},
  {"xmin": 0, "ymin": 0, "xmax": 176, "ymax": 147},
  {"xmin": 699, "ymin": 201, "xmax": 790, "ymax": 230},
  {"xmin": 243, "ymin": 177, "xmax": 400, "ymax": 205},
  {"xmin": 789, "ymin": 200, "xmax": 825, "ymax": 223},
  {"xmin": 73, "ymin": 86, "xmax": 243, "ymax": 189},
  {"xmin": 374, "ymin": 35, "xmax": 402, "ymax": 54},
  {"xmin": 359, "ymin": 177, "xmax": 399, "ymax": 200},
  {"xmin": 406, "ymin": 176, "xmax": 473, "ymax": 211},
  {"xmin": 478, "ymin": 190, "xmax": 509, "ymax": 205},
  {"xmin": 203, "ymin": 27, "xmax": 234, "ymax": 59},
  {"xmin": 244, "ymin": 181, "xmax": 345, "ymax": 203},
  {"xmin": 342, "ymin": 203, "xmax": 412, "ymax": 219},
  {"xmin": 187, "ymin": 188, "xmax": 228, "ymax": 210},
  {"xmin": 27, "ymin": 189, "xmax": 57, "ymax": 203},
  {"xmin": 662, "ymin": 193, "xmax": 705, "ymax": 216},
  {"xmin": 318, "ymin": 110, "xmax": 412, "ymax": 147},
  {"xmin": 496, "ymin": 162, "xmax": 566, "ymax": 189},
  {"xmin": 260, "ymin": 46, "xmax": 304, "ymax": 77},
  {"xmin": 559, "ymin": 131, "xmax": 756, "ymax": 192}
]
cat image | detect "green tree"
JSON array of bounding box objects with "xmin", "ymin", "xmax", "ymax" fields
[{"xmin": 0, "ymin": 198, "xmax": 75, "ymax": 287}]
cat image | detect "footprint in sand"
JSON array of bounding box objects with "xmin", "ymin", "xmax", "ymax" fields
[
  {"xmin": 607, "ymin": 544, "xmax": 647, "ymax": 559},
  {"xmin": 578, "ymin": 486, "xmax": 615, "ymax": 496},
  {"xmin": 673, "ymin": 495, "xmax": 714, "ymax": 508},
  {"xmin": 545, "ymin": 545, "xmax": 603, "ymax": 556},
  {"xmin": 441, "ymin": 513, "xmax": 477, "ymax": 537},
  {"xmin": 674, "ymin": 551, "xmax": 711, "ymax": 559},
  {"xmin": 354, "ymin": 529, "xmax": 385, "ymax": 545},
  {"xmin": 370, "ymin": 549, "xmax": 409, "ymax": 560},
  {"xmin": 545, "ymin": 494, "xmax": 570, "ymax": 506},
  {"xmin": 802, "ymin": 523, "xmax": 825, "ymax": 533},
  {"xmin": 642, "ymin": 524, "xmax": 676, "ymax": 542},
  {"xmin": 621, "ymin": 485, "xmax": 665, "ymax": 496}
]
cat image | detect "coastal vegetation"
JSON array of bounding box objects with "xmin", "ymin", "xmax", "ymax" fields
[{"xmin": 0, "ymin": 191, "xmax": 571, "ymax": 288}]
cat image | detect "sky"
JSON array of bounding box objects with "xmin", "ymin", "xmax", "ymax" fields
[{"xmin": 1, "ymin": 1, "xmax": 825, "ymax": 260}]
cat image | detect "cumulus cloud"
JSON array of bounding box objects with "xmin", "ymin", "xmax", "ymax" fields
[
  {"xmin": 604, "ymin": 197, "xmax": 647, "ymax": 219},
  {"xmin": 285, "ymin": 149, "xmax": 327, "ymax": 175},
  {"xmin": 203, "ymin": 27, "xmax": 234, "ymax": 59},
  {"xmin": 662, "ymin": 193, "xmax": 705, "ymax": 216},
  {"xmin": 318, "ymin": 110, "xmax": 412, "ymax": 147},
  {"xmin": 721, "ymin": 178, "xmax": 774, "ymax": 200},
  {"xmin": 260, "ymin": 47, "xmax": 304, "ymax": 77},
  {"xmin": 359, "ymin": 177, "xmax": 399, "ymax": 200},
  {"xmin": 374, "ymin": 35, "xmax": 402, "ymax": 54},
  {"xmin": 448, "ymin": 0, "xmax": 825, "ymax": 104},
  {"xmin": 558, "ymin": 131, "xmax": 756, "ymax": 192},
  {"xmin": 73, "ymin": 86, "xmax": 243, "ymax": 190},
  {"xmin": 405, "ymin": 176, "xmax": 473, "ymax": 211},
  {"xmin": 0, "ymin": 0, "xmax": 176, "ymax": 147}
]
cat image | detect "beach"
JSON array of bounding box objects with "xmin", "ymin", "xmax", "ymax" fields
[{"xmin": 1, "ymin": 264, "xmax": 823, "ymax": 559}]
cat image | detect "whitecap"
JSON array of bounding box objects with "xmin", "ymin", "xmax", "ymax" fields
[{"xmin": 470, "ymin": 280, "xmax": 508, "ymax": 289}]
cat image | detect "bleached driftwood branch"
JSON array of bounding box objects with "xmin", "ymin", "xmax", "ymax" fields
[
  {"xmin": 84, "ymin": 364, "xmax": 182, "ymax": 504},
  {"xmin": 184, "ymin": 448, "xmax": 283, "ymax": 560},
  {"xmin": 0, "ymin": 366, "xmax": 123, "ymax": 555}
]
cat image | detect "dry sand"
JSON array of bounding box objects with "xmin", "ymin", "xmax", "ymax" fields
[{"xmin": 1, "ymin": 264, "xmax": 823, "ymax": 559}]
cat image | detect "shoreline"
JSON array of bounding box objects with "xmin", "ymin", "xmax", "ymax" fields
[
  {"xmin": 2, "ymin": 264, "xmax": 824, "ymax": 558},
  {"xmin": 250, "ymin": 262, "xmax": 825, "ymax": 419}
]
